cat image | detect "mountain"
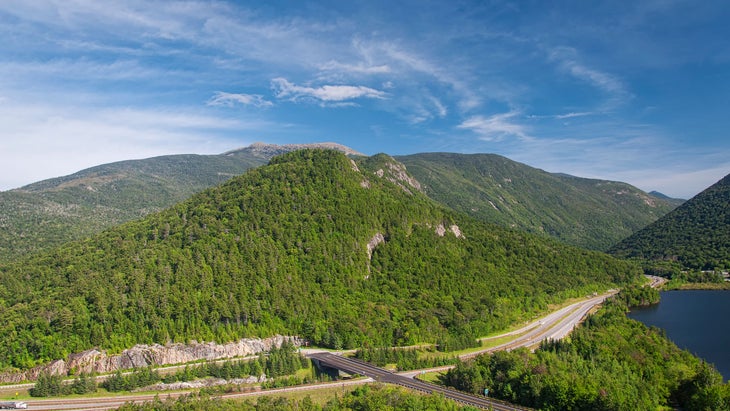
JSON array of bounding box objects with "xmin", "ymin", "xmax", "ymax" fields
[
  {"xmin": 648, "ymin": 191, "xmax": 685, "ymax": 206},
  {"xmin": 0, "ymin": 145, "xmax": 678, "ymax": 263},
  {"xmin": 396, "ymin": 153, "xmax": 680, "ymax": 251},
  {"xmin": 226, "ymin": 141, "xmax": 364, "ymax": 158},
  {"xmin": 609, "ymin": 173, "xmax": 730, "ymax": 269},
  {"xmin": 0, "ymin": 149, "xmax": 640, "ymax": 370},
  {"xmin": 0, "ymin": 143, "xmax": 359, "ymax": 262}
]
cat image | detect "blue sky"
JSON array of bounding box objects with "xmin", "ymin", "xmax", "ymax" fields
[{"xmin": 1, "ymin": 1, "xmax": 728, "ymax": 198}]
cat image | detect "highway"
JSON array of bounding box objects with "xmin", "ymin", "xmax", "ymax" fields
[
  {"xmin": 310, "ymin": 351, "xmax": 529, "ymax": 410},
  {"xmin": 13, "ymin": 290, "xmax": 617, "ymax": 410},
  {"xmin": 465, "ymin": 290, "xmax": 617, "ymax": 356}
]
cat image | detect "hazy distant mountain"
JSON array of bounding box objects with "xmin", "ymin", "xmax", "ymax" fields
[
  {"xmin": 648, "ymin": 191, "xmax": 685, "ymax": 206},
  {"xmin": 0, "ymin": 143, "xmax": 358, "ymax": 262},
  {"xmin": 397, "ymin": 153, "xmax": 681, "ymax": 251},
  {"xmin": 0, "ymin": 149, "xmax": 639, "ymax": 370},
  {"xmin": 610, "ymin": 173, "xmax": 730, "ymax": 269}
]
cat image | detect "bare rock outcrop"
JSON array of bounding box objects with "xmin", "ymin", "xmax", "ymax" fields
[
  {"xmin": 366, "ymin": 232, "xmax": 386, "ymax": 261},
  {"xmin": 435, "ymin": 223, "xmax": 465, "ymax": 239},
  {"xmin": 373, "ymin": 160, "xmax": 422, "ymax": 195},
  {"xmin": 225, "ymin": 142, "xmax": 365, "ymax": 159},
  {"xmin": 141, "ymin": 375, "xmax": 265, "ymax": 392},
  {"xmin": 0, "ymin": 335, "xmax": 301, "ymax": 383}
]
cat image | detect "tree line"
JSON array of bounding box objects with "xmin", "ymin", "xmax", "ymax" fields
[
  {"xmin": 1, "ymin": 149, "xmax": 641, "ymax": 372},
  {"xmin": 31, "ymin": 342, "xmax": 308, "ymax": 397},
  {"xmin": 440, "ymin": 291, "xmax": 730, "ymax": 410}
]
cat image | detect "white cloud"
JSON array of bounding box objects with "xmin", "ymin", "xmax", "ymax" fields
[
  {"xmin": 528, "ymin": 111, "xmax": 595, "ymax": 120},
  {"xmin": 378, "ymin": 42, "xmax": 482, "ymax": 111},
  {"xmin": 207, "ymin": 92, "xmax": 273, "ymax": 108},
  {"xmin": 458, "ymin": 111, "xmax": 532, "ymax": 141},
  {"xmin": 318, "ymin": 60, "xmax": 391, "ymax": 75},
  {"xmin": 0, "ymin": 59, "xmax": 161, "ymax": 82},
  {"xmin": 549, "ymin": 47, "xmax": 631, "ymax": 107},
  {"xmin": 401, "ymin": 94, "xmax": 449, "ymax": 124},
  {"xmin": 0, "ymin": 101, "xmax": 269, "ymax": 191},
  {"xmin": 429, "ymin": 95, "xmax": 448, "ymax": 118},
  {"xmin": 271, "ymin": 78, "xmax": 387, "ymax": 103},
  {"xmin": 555, "ymin": 111, "xmax": 593, "ymax": 119}
]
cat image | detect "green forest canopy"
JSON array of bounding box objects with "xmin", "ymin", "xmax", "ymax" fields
[
  {"xmin": 398, "ymin": 152, "xmax": 679, "ymax": 251},
  {"xmin": 0, "ymin": 150, "xmax": 641, "ymax": 371},
  {"xmin": 610, "ymin": 173, "xmax": 730, "ymax": 270}
]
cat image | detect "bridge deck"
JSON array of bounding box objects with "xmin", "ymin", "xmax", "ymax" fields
[{"xmin": 309, "ymin": 352, "xmax": 531, "ymax": 411}]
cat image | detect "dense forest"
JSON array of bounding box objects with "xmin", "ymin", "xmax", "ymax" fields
[
  {"xmin": 397, "ymin": 153, "xmax": 679, "ymax": 251},
  {"xmin": 610, "ymin": 173, "xmax": 730, "ymax": 270},
  {"xmin": 0, "ymin": 145, "xmax": 681, "ymax": 264},
  {"xmin": 0, "ymin": 149, "xmax": 640, "ymax": 371},
  {"xmin": 440, "ymin": 291, "xmax": 730, "ymax": 410},
  {"xmin": 115, "ymin": 384, "xmax": 472, "ymax": 411},
  {"xmin": 0, "ymin": 144, "xmax": 360, "ymax": 263},
  {"xmin": 0, "ymin": 152, "xmax": 266, "ymax": 262}
]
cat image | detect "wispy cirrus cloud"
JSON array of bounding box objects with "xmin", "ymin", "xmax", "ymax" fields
[
  {"xmin": 318, "ymin": 60, "xmax": 391, "ymax": 75},
  {"xmin": 528, "ymin": 111, "xmax": 595, "ymax": 120},
  {"xmin": 555, "ymin": 111, "xmax": 593, "ymax": 119},
  {"xmin": 207, "ymin": 92, "xmax": 273, "ymax": 108},
  {"xmin": 271, "ymin": 77, "xmax": 387, "ymax": 104},
  {"xmin": 0, "ymin": 98, "xmax": 271, "ymax": 190},
  {"xmin": 549, "ymin": 47, "xmax": 631, "ymax": 108},
  {"xmin": 377, "ymin": 42, "xmax": 482, "ymax": 111},
  {"xmin": 458, "ymin": 111, "xmax": 532, "ymax": 141}
]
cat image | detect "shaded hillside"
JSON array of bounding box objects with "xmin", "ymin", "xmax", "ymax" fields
[
  {"xmin": 397, "ymin": 153, "xmax": 680, "ymax": 251},
  {"xmin": 0, "ymin": 143, "xmax": 359, "ymax": 262},
  {"xmin": 610, "ymin": 173, "xmax": 730, "ymax": 269},
  {"xmin": 649, "ymin": 190, "xmax": 685, "ymax": 207},
  {"xmin": 0, "ymin": 150, "xmax": 640, "ymax": 370}
]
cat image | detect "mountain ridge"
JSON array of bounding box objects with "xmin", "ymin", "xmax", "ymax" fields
[
  {"xmin": 0, "ymin": 143, "xmax": 360, "ymax": 262},
  {"xmin": 0, "ymin": 144, "xmax": 680, "ymax": 261},
  {"xmin": 396, "ymin": 152, "xmax": 680, "ymax": 251},
  {"xmin": 223, "ymin": 141, "xmax": 365, "ymax": 158},
  {"xmin": 610, "ymin": 173, "xmax": 730, "ymax": 269},
  {"xmin": 0, "ymin": 149, "xmax": 640, "ymax": 371}
]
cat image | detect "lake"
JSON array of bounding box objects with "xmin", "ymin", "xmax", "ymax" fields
[{"xmin": 628, "ymin": 290, "xmax": 730, "ymax": 381}]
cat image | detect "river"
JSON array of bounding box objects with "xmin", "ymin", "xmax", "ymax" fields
[{"xmin": 628, "ymin": 290, "xmax": 730, "ymax": 381}]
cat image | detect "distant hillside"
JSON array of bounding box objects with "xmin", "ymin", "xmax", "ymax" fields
[
  {"xmin": 225, "ymin": 141, "xmax": 364, "ymax": 158},
  {"xmin": 0, "ymin": 149, "xmax": 640, "ymax": 370},
  {"xmin": 649, "ymin": 191, "xmax": 685, "ymax": 207},
  {"xmin": 0, "ymin": 144, "xmax": 680, "ymax": 262},
  {"xmin": 396, "ymin": 153, "xmax": 680, "ymax": 251},
  {"xmin": 610, "ymin": 173, "xmax": 730, "ymax": 269},
  {"xmin": 0, "ymin": 143, "xmax": 358, "ymax": 262}
]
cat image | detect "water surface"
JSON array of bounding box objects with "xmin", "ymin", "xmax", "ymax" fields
[{"xmin": 628, "ymin": 290, "xmax": 730, "ymax": 381}]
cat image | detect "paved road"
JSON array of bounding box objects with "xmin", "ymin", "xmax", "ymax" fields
[
  {"xmin": 645, "ymin": 275, "xmax": 668, "ymax": 288},
  {"xmin": 310, "ymin": 352, "xmax": 529, "ymax": 410},
  {"xmin": 464, "ymin": 290, "xmax": 617, "ymax": 357},
  {"xmin": 15, "ymin": 290, "xmax": 616, "ymax": 410}
]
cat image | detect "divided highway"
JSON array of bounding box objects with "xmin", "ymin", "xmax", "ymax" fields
[
  {"xmin": 15, "ymin": 290, "xmax": 617, "ymax": 410},
  {"xmin": 310, "ymin": 352, "xmax": 529, "ymax": 410},
  {"xmin": 308, "ymin": 291, "xmax": 619, "ymax": 410}
]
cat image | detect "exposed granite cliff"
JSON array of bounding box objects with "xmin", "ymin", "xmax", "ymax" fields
[{"xmin": 0, "ymin": 335, "xmax": 301, "ymax": 383}]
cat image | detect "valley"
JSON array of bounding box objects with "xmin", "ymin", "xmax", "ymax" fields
[
  {"xmin": 3, "ymin": 2, "xmax": 730, "ymax": 409},
  {"xmin": 1, "ymin": 147, "xmax": 728, "ymax": 410},
  {"xmin": 8, "ymin": 289, "xmax": 615, "ymax": 410}
]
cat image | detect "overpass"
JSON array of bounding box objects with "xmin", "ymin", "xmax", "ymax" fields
[{"xmin": 309, "ymin": 352, "xmax": 531, "ymax": 411}]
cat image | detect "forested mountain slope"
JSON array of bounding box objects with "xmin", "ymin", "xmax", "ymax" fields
[
  {"xmin": 0, "ymin": 143, "xmax": 359, "ymax": 262},
  {"xmin": 397, "ymin": 153, "xmax": 680, "ymax": 251},
  {"xmin": 0, "ymin": 150, "xmax": 640, "ymax": 371},
  {"xmin": 610, "ymin": 173, "xmax": 730, "ymax": 269}
]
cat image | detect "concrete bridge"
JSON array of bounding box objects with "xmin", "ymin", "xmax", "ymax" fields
[{"xmin": 309, "ymin": 351, "xmax": 531, "ymax": 411}]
